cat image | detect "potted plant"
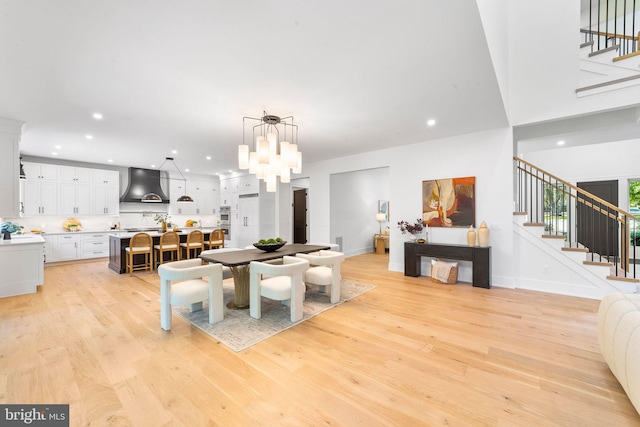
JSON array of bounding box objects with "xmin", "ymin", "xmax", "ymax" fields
[
  {"xmin": 397, "ymin": 219, "xmax": 424, "ymax": 241},
  {"xmin": 154, "ymin": 213, "xmax": 170, "ymax": 232}
]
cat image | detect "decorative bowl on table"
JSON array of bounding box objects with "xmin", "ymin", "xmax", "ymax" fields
[{"xmin": 253, "ymin": 241, "xmax": 286, "ymax": 252}]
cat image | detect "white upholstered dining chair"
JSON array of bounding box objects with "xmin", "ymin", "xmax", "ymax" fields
[
  {"xmin": 249, "ymin": 256, "xmax": 309, "ymax": 322},
  {"xmin": 157, "ymin": 259, "xmax": 224, "ymax": 331},
  {"xmin": 296, "ymin": 250, "xmax": 345, "ymax": 304}
]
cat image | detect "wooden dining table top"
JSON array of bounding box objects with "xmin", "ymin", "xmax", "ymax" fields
[{"xmin": 199, "ymin": 244, "xmax": 330, "ymax": 267}]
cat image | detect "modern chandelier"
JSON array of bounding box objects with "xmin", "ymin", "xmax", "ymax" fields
[{"xmin": 238, "ymin": 111, "xmax": 301, "ymax": 192}]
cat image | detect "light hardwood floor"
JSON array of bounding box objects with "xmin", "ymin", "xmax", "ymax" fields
[{"xmin": 1, "ymin": 253, "xmax": 639, "ymax": 426}]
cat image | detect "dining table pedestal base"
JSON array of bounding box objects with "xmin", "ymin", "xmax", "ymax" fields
[{"xmin": 227, "ymin": 265, "xmax": 250, "ymax": 309}]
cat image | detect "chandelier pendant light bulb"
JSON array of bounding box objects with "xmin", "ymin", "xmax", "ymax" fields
[
  {"xmin": 280, "ymin": 165, "xmax": 291, "ymax": 183},
  {"xmin": 257, "ymin": 136, "xmax": 270, "ymax": 165},
  {"xmin": 287, "ymin": 143, "xmax": 299, "ymax": 168}
]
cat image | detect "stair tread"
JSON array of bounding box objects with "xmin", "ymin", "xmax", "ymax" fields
[
  {"xmin": 562, "ymin": 247, "xmax": 589, "ymax": 253},
  {"xmin": 523, "ymin": 222, "xmax": 545, "ymax": 227},
  {"xmin": 542, "ymin": 235, "xmax": 565, "ymax": 239}
]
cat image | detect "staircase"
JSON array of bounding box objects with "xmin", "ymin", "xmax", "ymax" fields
[
  {"xmin": 514, "ymin": 157, "xmax": 639, "ymax": 299},
  {"xmin": 578, "ymin": 0, "xmax": 640, "ymax": 94}
]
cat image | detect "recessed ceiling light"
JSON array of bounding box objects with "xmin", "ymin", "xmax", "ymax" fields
[
  {"xmin": 557, "ymin": 140, "xmax": 565, "ymax": 145},
  {"xmin": 54, "ymin": 145, "xmax": 61, "ymax": 149},
  {"xmin": 206, "ymin": 156, "xmax": 211, "ymax": 160},
  {"xmin": 92, "ymin": 113, "xmax": 103, "ymax": 120},
  {"xmin": 150, "ymin": 164, "xmax": 156, "ymax": 168},
  {"xmin": 85, "ymin": 134, "xmax": 93, "ymax": 140},
  {"xmin": 185, "ymin": 168, "xmax": 190, "ymax": 172},
  {"xmin": 172, "ymin": 150, "xmax": 177, "ymax": 154},
  {"xmin": 426, "ymin": 119, "xmax": 436, "ymax": 126},
  {"xmin": 52, "ymin": 152, "xmax": 58, "ymax": 156},
  {"xmin": 107, "ymin": 159, "xmax": 113, "ymax": 163}
]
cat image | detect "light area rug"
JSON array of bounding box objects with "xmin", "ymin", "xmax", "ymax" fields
[{"xmin": 173, "ymin": 279, "xmax": 375, "ymax": 352}]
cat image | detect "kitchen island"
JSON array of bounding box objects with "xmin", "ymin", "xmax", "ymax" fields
[
  {"xmin": 0, "ymin": 234, "xmax": 45, "ymax": 297},
  {"xmin": 108, "ymin": 229, "xmax": 216, "ymax": 274}
]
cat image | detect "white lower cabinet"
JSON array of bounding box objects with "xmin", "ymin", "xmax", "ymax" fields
[
  {"xmin": 55, "ymin": 234, "xmax": 79, "ymax": 261},
  {"xmin": 79, "ymin": 233, "xmax": 109, "ymax": 258},
  {"xmin": 46, "ymin": 232, "xmax": 111, "ymax": 262}
]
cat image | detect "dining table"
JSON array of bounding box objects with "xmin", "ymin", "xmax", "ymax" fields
[{"xmin": 199, "ymin": 243, "xmax": 330, "ymax": 309}]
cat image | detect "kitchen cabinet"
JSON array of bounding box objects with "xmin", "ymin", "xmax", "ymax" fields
[
  {"xmin": 220, "ymin": 177, "xmax": 240, "ymax": 210},
  {"xmin": 22, "ymin": 162, "xmax": 58, "ymax": 181},
  {"xmin": 22, "ymin": 179, "xmax": 58, "ymax": 215},
  {"xmin": 59, "ymin": 165, "xmax": 91, "ymax": 183},
  {"xmin": 0, "ymin": 235, "xmax": 45, "ymax": 298},
  {"xmin": 79, "ymin": 233, "xmax": 109, "ymax": 258},
  {"xmin": 55, "ymin": 234, "xmax": 80, "ymax": 261},
  {"xmin": 239, "ymin": 175, "xmax": 258, "ymax": 194},
  {"xmin": 59, "ymin": 182, "xmax": 91, "ymax": 215},
  {"xmin": 91, "ymin": 184, "xmax": 119, "ymax": 215},
  {"xmin": 45, "ymin": 232, "xmax": 111, "ymax": 263},
  {"xmin": 91, "ymin": 169, "xmax": 119, "ymax": 185},
  {"xmin": 0, "ymin": 118, "xmax": 23, "ymax": 218},
  {"xmin": 237, "ymin": 194, "xmax": 259, "ymax": 247},
  {"xmin": 20, "ymin": 162, "xmax": 119, "ymax": 217},
  {"xmin": 231, "ymin": 178, "xmax": 275, "ymax": 248},
  {"xmin": 170, "ymin": 179, "xmax": 218, "ymax": 215}
]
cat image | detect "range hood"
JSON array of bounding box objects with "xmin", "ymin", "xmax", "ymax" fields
[{"xmin": 120, "ymin": 167, "xmax": 170, "ymax": 203}]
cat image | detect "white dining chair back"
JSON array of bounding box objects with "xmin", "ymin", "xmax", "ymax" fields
[
  {"xmin": 157, "ymin": 259, "xmax": 224, "ymax": 331},
  {"xmin": 249, "ymin": 256, "xmax": 309, "ymax": 322},
  {"xmin": 296, "ymin": 250, "xmax": 345, "ymax": 303}
]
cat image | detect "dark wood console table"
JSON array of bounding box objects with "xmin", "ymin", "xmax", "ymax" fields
[{"xmin": 404, "ymin": 242, "xmax": 491, "ymax": 288}]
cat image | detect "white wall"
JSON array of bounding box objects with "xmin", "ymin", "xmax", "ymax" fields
[
  {"xmin": 303, "ymin": 127, "xmax": 514, "ymax": 287},
  {"xmin": 509, "ymin": 0, "xmax": 640, "ymax": 125},
  {"xmin": 329, "ymin": 167, "xmax": 389, "ymax": 256}
]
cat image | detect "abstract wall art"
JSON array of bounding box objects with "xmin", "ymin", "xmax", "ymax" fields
[{"xmin": 422, "ymin": 176, "xmax": 475, "ymax": 227}]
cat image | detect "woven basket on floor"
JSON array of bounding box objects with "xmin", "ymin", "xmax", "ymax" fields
[{"xmin": 431, "ymin": 264, "xmax": 458, "ymax": 284}]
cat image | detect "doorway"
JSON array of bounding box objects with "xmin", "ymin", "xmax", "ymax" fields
[
  {"xmin": 577, "ymin": 180, "xmax": 618, "ymax": 257},
  {"xmin": 293, "ymin": 189, "xmax": 307, "ymax": 243}
]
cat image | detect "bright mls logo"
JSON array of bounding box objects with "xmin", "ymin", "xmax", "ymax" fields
[{"xmin": 1, "ymin": 405, "xmax": 69, "ymax": 426}]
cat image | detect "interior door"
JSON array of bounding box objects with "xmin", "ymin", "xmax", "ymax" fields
[
  {"xmin": 577, "ymin": 180, "xmax": 618, "ymax": 257},
  {"xmin": 293, "ymin": 189, "xmax": 307, "ymax": 244}
]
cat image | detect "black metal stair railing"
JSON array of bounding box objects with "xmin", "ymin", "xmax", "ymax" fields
[
  {"xmin": 581, "ymin": 0, "xmax": 639, "ymax": 57},
  {"xmin": 514, "ymin": 157, "xmax": 639, "ymax": 280}
]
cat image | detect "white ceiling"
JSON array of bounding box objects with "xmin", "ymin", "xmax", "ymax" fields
[{"xmin": 1, "ymin": 1, "xmax": 508, "ymax": 176}]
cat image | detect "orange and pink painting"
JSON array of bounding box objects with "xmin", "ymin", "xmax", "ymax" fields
[{"xmin": 422, "ymin": 176, "xmax": 475, "ymax": 227}]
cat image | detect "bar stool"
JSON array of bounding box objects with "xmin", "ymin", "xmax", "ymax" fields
[
  {"xmin": 154, "ymin": 231, "xmax": 180, "ymax": 268},
  {"xmin": 180, "ymin": 229, "xmax": 204, "ymax": 259},
  {"xmin": 205, "ymin": 229, "xmax": 225, "ymax": 249},
  {"xmin": 125, "ymin": 232, "xmax": 153, "ymax": 276}
]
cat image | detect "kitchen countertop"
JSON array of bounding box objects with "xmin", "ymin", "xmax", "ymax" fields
[{"xmin": 0, "ymin": 234, "xmax": 45, "ymax": 245}]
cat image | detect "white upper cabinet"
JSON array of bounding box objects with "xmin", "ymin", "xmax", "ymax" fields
[
  {"xmin": 91, "ymin": 169, "xmax": 119, "ymax": 185},
  {"xmin": 59, "ymin": 165, "xmax": 91, "ymax": 183},
  {"xmin": 19, "ymin": 162, "xmax": 120, "ymax": 217},
  {"xmin": 22, "ymin": 179, "xmax": 58, "ymax": 215},
  {"xmin": 169, "ymin": 178, "xmax": 218, "ymax": 216},
  {"xmin": 23, "ymin": 162, "xmax": 58, "ymax": 181}
]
